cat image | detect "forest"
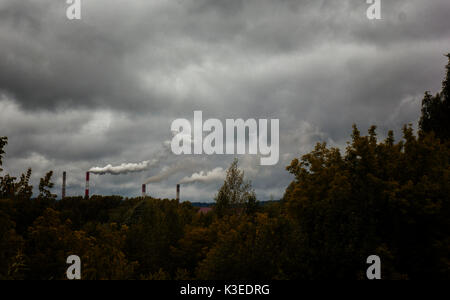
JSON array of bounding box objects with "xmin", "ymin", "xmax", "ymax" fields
[{"xmin": 0, "ymin": 55, "xmax": 449, "ymax": 280}]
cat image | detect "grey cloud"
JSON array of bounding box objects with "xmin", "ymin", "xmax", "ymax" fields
[{"xmin": 0, "ymin": 0, "xmax": 448, "ymax": 201}]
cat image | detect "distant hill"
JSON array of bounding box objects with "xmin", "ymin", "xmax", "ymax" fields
[{"xmin": 190, "ymin": 200, "xmax": 280, "ymax": 208}]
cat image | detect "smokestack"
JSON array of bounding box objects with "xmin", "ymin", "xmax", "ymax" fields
[
  {"xmin": 85, "ymin": 172, "xmax": 90, "ymax": 199},
  {"xmin": 142, "ymin": 184, "xmax": 146, "ymax": 197},
  {"xmin": 176, "ymin": 184, "xmax": 180, "ymax": 201},
  {"xmin": 62, "ymin": 171, "xmax": 67, "ymax": 199}
]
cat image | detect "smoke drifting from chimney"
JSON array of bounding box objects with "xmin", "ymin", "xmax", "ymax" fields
[
  {"xmin": 144, "ymin": 159, "xmax": 200, "ymax": 184},
  {"xmin": 88, "ymin": 137, "xmax": 174, "ymax": 176},
  {"xmin": 89, "ymin": 160, "xmax": 155, "ymax": 175},
  {"xmin": 179, "ymin": 167, "xmax": 226, "ymax": 184}
]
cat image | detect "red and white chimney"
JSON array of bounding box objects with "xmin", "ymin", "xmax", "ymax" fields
[
  {"xmin": 176, "ymin": 184, "xmax": 180, "ymax": 201},
  {"xmin": 142, "ymin": 184, "xmax": 146, "ymax": 197},
  {"xmin": 85, "ymin": 172, "xmax": 90, "ymax": 199},
  {"xmin": 62, "ymin": 171, "xmax": 67, "ymax": 199}
]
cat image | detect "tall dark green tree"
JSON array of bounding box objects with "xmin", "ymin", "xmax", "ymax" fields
[
  {"xmin": 38, "ymin": 171, "xmax": 56, "ymax": 200},
  {"xmin": 215, "ymin": 159, "xmax": 257, "ymax": 218},
  {"xmin": 15, "ymin": 168, "xmax": 33, "ymax": 200},
  {"xmin": 419, "ymin": 54, "xmax": 450, "ymax": 140},
  {"xmin": 0, "ymin": 136, "xmax": 7, "ymax": 173}
]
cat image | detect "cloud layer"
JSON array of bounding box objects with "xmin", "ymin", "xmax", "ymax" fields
[{"xmin": 0, "ymin": 0, "xmax": 449, "ymax": 201}]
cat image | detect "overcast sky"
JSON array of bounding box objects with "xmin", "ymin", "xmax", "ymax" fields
[{"xmin": 0, "ymin": 0, "xmax": 449, "ymax": 202}]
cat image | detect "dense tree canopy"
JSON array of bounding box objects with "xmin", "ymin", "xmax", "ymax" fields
[{"xmin": 284, "ymin": 125, "xmax": 449, "ymax": 279}]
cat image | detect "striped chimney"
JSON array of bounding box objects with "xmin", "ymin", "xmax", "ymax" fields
[
  {"xmin": 85, "ymin": 172, "xmax": 90, "ymax": 199},
  {"xmin": 142, "ymin": 184, "xmax": 146, "ymax": 197},
  {"xmin": 62, "ymin": 171, "xmax": 67, "ymax": 199},
  {"xmin": 176, "ymin": 184, "xmax": 180, "ymax": 201}
]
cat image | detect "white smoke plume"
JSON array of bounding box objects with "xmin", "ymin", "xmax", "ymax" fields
[
  {"xmin": 89, "ymin": 138, "xmax": 173, "ymax": 175},
  {"xmin": 89, "ymin": 160, "xmax": 156, "ymax": 175},
  {"xmin": 179, "ymin": 167, "xmax": 226, "ymax": 185},
  {"xmin": 145, "ymin": 159, "xmax": 200, "ymax": 184}
]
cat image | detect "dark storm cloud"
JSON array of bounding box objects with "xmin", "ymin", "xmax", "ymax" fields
[
  {"xmin": 0, "ymin": 0, "xmax": 168, "ymax": 112},
  {"xmin": 0, "ymin": 0, "xmax": 449, "ymax": 201},
  {"xmin": 1, "ymin": 0, "xmax": 448, "ymax": 112}
]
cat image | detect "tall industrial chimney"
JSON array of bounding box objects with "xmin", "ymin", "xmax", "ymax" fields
[
  {"xmin": 85, "ymin": 172, "xmax": 90, "ymax": 199},
  {"xmin": 142, "ymin": 184, "xmax": 146, "ymax": 197},
  {"xmin": 176, "ymin": 184, "xmax": 180, "ymax": 202},
  {"xmin": 62, "ymin": 171, "xmax": 67, "ymax": 199}
]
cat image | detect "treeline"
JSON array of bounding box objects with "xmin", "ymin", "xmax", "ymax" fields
[{"xmin": 0, "ymin": 55, "xmax": 449, "ymax": 280}]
